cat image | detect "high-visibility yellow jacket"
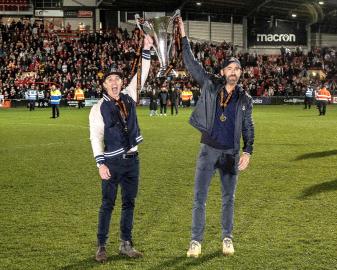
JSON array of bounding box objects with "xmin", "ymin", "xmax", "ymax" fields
[
  {"xmin": 50, "ymin": 89, "xmax": 62, "ymax": 105},
  {"xmin": 181, "ymin": 90, "xmax": 193, "ymax": 101},
  {"xmin": 74, "ymin": 88, "xmax": 85, "ymax": 100}
]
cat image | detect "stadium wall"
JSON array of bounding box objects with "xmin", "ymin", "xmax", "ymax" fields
[
  {"xmin": 210, "ymin": 22, "xmax": 243, "ymax": 46},
  {"xmin": 64, "ymin": 18, "xmax": 93, "ymax": 31},
  {"xmin": 311, "ymin": 33, "xmax": 337, "ymax": 48},
  {"xmin": 63, "ymin": 0, "xmax": 96, "ymax": 7}
]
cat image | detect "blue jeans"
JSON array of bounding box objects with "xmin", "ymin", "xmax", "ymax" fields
[
  {"xmin": 191, "ymin": 144, "xmax": 239, "ymax": 242},
  {"xmin": 97, "ymin": 156, "xmax": 139, "ymax": 246}
]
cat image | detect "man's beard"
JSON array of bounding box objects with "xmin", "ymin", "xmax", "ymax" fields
[{"xmin": 226, "ymin": 75, "xmax": 238, "ymax": 85}]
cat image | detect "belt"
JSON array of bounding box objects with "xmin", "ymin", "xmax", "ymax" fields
[{"xmin": 122, "ymin": 152, "xmax": 138, "ymax": 159}]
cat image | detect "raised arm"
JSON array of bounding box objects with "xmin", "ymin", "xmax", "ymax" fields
[
  {"xmin": 177, "ymin": 17, "xmax": 209, "ymax": 87},
  {"xmin": 123, "ymin": 34, "xmax": 153, "ymax": 102}
]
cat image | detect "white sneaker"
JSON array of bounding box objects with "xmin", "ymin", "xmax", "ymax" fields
[
  {"xmin": 187, "ymin": 240, "xmax": 201, "ymax": 258},
  {"xmin": 222, "ymin": 237, "xmax": 234, "ymax": 256},
  {"xmin": 119, "ymin": 240, "xmax": 143, "ymax": 258},
  {"xmin": 164, "ymin": 114, "xmax": 167, "ymax": 116}
]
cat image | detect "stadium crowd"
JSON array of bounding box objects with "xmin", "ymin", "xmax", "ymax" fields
[{"xmin": 0, "ymin": 19, "xmax": 336, "ymax": 103}]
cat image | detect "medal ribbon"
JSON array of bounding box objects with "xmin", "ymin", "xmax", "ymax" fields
[
  {"xmin": 220, "ymin": 88, "xmax": 234, "ymax": 109},
  {"xmin": 219, "ymin": 88, "xmax": 234, "ymax": 122}
]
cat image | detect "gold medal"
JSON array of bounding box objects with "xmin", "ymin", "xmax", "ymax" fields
[
  {"xmin": 219, "ymin": 87, "xmax": 233, "ymax": 123},
  {"xmin": 220, "ymin": 113, "xmax": 226, "ymax": 122}
]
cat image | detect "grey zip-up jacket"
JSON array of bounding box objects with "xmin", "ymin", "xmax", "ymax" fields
[{"xmin": 182, "ymin": 37, "xmax": 254, "ymax": 154}]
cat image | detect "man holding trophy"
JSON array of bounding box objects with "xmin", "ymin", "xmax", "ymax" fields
[
  {"xmin": 89, "ymin": 34, "xmax": 153, "ymax": 262},
  {"xmin": 177, "ymin": 17, "xmax": 255, "ymax": 257}
]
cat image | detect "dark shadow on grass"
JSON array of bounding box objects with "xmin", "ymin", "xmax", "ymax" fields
[
  {"xmin": 259, "ymin": 143, "xmax": 307, "ymax": 146},
  {"xmin": 294, "ymin": 150, "xmax": 337, "ymax": 161},
  {"xmin": 147, "ymin": 250, "xmax": 221, "ymax": 270},
  {"xmin": 59, "ymin": 254, "xmax": 140, "ymax": 270},
  {"xmin": 298, "ymin": 179, "xmax": 337, "ymax": 199}
]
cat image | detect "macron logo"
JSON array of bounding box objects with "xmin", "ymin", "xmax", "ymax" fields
[{"xmin": 257, "ymin": 34, "xmax": 296, "ymax": 42}]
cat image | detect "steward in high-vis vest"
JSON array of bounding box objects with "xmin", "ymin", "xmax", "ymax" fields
[
  {"xmin": 304, "ymin": 85, "xmax": 314, "ymax": 109},
  {"xmin": 50, "ymin": 85, "xmax": 62, "ymax": 118},
  {"xmin": 27, "ymin": 84, "xmax": 37, "ymax": 111},
  {"xmin": 38, "ymin": 89, "xmax": 46, "ymax": 108},
  {"xmin": 74, "ymin": 86, "xmax": 85, "ymax": 109},
  {"xmin": 315, "ymin": 86, "xmax": 331, "ymax": 116},
  {"xmin": 181, "ymin": 88, "xmax": 193, "ymax": 107}
]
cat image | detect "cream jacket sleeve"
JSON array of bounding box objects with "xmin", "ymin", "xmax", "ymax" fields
[
  {"xmin": 89, "ymin": 99, "xmax": 105, "ymax": 164},
  {"xmin": 122, "ymin": 49, "xmax": 151, "ymax": 102}
]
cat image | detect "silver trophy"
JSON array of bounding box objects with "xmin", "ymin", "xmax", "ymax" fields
[{"xmin": 135, "ymin": 10, "xmax": 180, "ymax": 77}]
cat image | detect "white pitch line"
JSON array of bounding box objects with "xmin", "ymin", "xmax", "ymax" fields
[
  {"xmin": 2, "ymin": 139, "xmax": 90, "ymax": 150},
  {"xmin": 4, "ymin": 122, "xmax": 89, "ymax": 129}
]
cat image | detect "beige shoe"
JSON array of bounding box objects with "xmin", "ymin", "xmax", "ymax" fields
[
  {"xmin": 222, "ymin": 237, "xmax": 234, "ymax": 256},
  {"xmin": 119, "ymin": 240, "xmax": 143, "ymax": 258},
  {"xmin": 95, "ymin": 246, "xmax": 107, "ymax": 263},
  {"xmin": 187, "ymin": 240, "xmax": 201, "ymax": 258}
]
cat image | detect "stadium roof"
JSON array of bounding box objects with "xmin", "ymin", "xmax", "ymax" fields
[{"xmin": 99, "ymin": 0, "xmax": 337, "ymax": 24}]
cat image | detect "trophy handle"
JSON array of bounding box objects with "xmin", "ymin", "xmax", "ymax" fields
[
  {"xmin": 134, "ymin": 14, "xmax": 143, "ymax": 33},
  {"xmin": 171, "ymin": 9, "xmax": 181, "ymax": 21},
  {"xmin": 135, "ymin": 14, "xmax": 163, "ymax": 67},
  {"xmin": 135, "ymin": 14, "xmax": 152, "ymax": 35},
  {"xmin": 167, "ymin": 9, "xmax": 181, "ymax": 59}
]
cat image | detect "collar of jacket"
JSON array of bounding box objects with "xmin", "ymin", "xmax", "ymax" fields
[
  {"xmin": 103, "ymin": 92, "xmax": 125, "ymax": 102},
  {"xmin": 103, "ymin": 93, "xmax": 112, "ymax": 102},
  {"xmin": 216, "ymin": 84, "xmax": 245, "ymax": 95}
]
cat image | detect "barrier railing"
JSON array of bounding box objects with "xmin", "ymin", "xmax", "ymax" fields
[{"xmin": 2, "ymin": 96, "xmax": 336, "ymax": 108}]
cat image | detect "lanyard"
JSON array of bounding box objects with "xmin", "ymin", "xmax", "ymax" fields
[{"xmin": 220, "ymin": 88, "xmax": 234, "ymax": 109}]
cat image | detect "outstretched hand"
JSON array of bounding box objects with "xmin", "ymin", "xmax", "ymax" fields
[
  {"xmin": 143, "ymin": 34, "xmax": 154, "ymax": 50},
  {"xmin": 177, "ymin": 17, "xmax": 186, "ymax": 37}
]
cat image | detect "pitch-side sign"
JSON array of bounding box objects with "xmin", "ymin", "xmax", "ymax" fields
[
  {"xmin": 248, "ymin": 20, "xmax": 307, "ymax": 46},
  {"xmin": 35, "ymin": 10, "xmax": 64, "ymax": 17}
]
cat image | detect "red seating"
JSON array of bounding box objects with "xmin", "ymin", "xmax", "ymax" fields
[{"xmin": 0, "ymin": 0, "xmax": 29, "ymax": 11}]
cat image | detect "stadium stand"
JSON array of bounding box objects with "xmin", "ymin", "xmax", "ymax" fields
[{"xmin": 0, "ymin": 0, "xmax": 337, "ymax": 106}]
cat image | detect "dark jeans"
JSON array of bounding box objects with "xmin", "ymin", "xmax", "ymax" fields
[
  {"xmin": 78, "ymin": 100, "xmax": 84, "ymax": 109},
  {"xmin": 51, "ymin": 104, "xmax": 59, "ymax": 118},
  {"xmin": 29, "ymin": 100, "xmax": 35, "ymax": 111},
  {"xmin": 304, "ymin": 97, "xmax": 313, "ymax": 109},
  {"xmin": 191, "ymin": 144, "xmax": 239, "ymax": 241},
  {"xmin": 160, "ymin": 103, "xmax": 167, "ymax": 114},
  {"xmin": 171, "ymin": 100, "xmax": 178, "ymax": 115},
  {"xmin": 317, "ymin": 100, "xmax": 327, "ymax": 115},
  {"xmin": 97, "ymin": 156, "xmax": 139, "ymax": 246}
]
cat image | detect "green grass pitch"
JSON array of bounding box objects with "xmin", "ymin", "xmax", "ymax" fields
[{"xmin": 0, "ymin": 105, "xmax": 337, "ymax": 270}]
